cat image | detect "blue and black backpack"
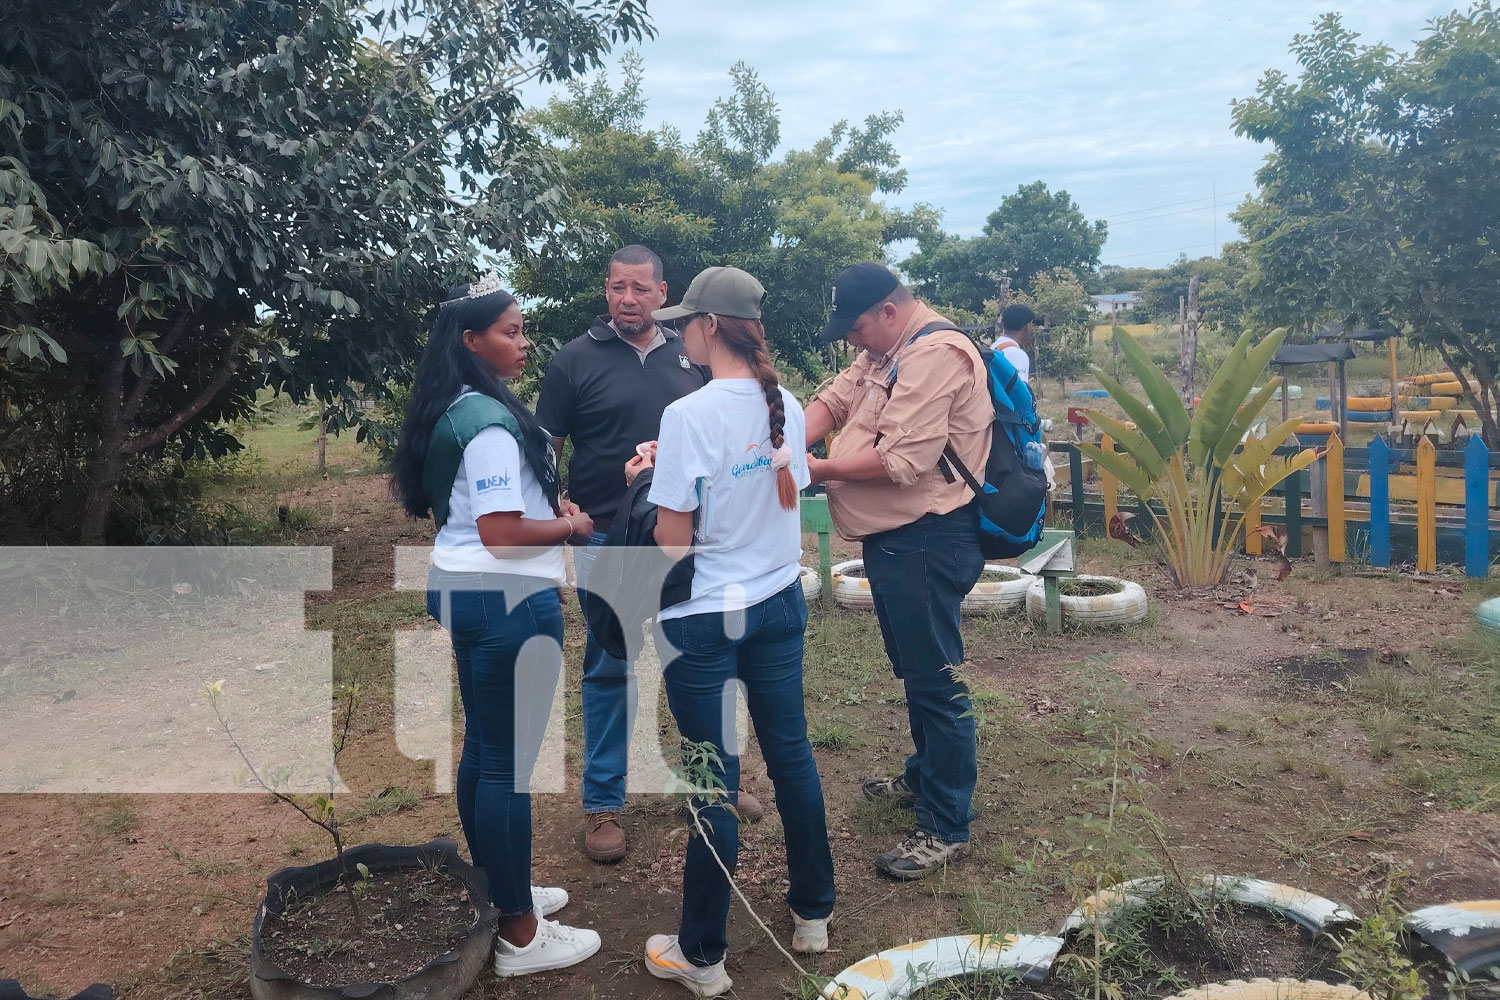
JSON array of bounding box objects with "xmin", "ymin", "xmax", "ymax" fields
[{"xmin": 896, "ymin": 322, "xmax": 1049, "ymax": 558}]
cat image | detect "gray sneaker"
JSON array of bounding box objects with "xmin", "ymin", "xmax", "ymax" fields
[
  {"xmin": 861, "ymin": 775, "xmax": 916, "ymax": 806},
  {"xmin": 875, "ymin": 833, "xmax": 971, "ymax": 880}
]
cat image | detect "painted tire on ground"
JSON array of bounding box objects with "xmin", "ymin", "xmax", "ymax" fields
[
  {"xmin": 1025, "ymin": 575, "xmax": 1147, "ymax": 627},
  {"xmin": 1429, "ymin": 380, "xmax": 1466, "ymax": 395},
  {"xmin": 1348, "ymin": 409, "xmax": 1392, "ymax": 423},
  {"xmin": 961, "ymin": 565, "xmax": 1034, "ymax": 615},
  {"xmin": 1073, "ymin": 388, "xmax": 1110, "ymax": 398},
  {"xmin": 1061, "ymin": 875, "xmax": 1356, "ymax": 935},
  {"xmin": 1477, "ymin": 597, "xmax": 1500, "ymax": 637},
  {"xmin": 1346, "ymin": 396, "xmax": 1393, "ymax": 412},
  {"xmin": 1296, "ymin": 421, "xmax": 1339, "ymax": 435},
  {"xmin": 1407, "ymin": 372, "xmax": 1455, "ymax": 386},
  {"xmin": 1163, "ymin": 980, "xmax": 1370, "ymax": 999},
  {"xmin": 1399, "ymin": 410, "xmax": 1442, "ymax": 423},
  {"xmin": 1315, "ymin": 396, "xmax": 1330, "ymax": 410},
  {"xmin": 831, "ymin": 559, "xmax": 875, "ymax": 611},
  {"xmin": 1406, "ymin": 900, "xmax": 1500, "ymax": 974},
  {"xmin": 834, "ymin": 560, "xmax": 1034, "ymax": 615},
  {"xmin": 1400, "ymin": 396, "xmax": 1457, "ymax": 411},
  {"xmin": 819, "ymin": 934, "xmax": 1064, "ymax": 999},
  {"xmin": 800, "ymin": 566, "xmax": 821, "ymax": 602}
]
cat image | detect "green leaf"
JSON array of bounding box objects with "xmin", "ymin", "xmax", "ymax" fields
[
  {"xmin": 1113, "ymin": 327, "xmax": 1190, "ymax": 444},
  {"xmin": 1192, "ymin": 328, "xmax": 1288, "ymax": 468},
  {"xmin": 1076, "ymin": 441, "xmax": 1154, "ymax": 499},
  {"xmin": 23, "ymin": 239, "xmax": 47, "ymax": 276},
  {"xmin": 1079, "ymin": 408, "xmax": 1165, "ymax": 479},
  {"xmin": 1213, "ymin": 376, "xmax": 1283, "ymax": 469},
  {"xmin": 1091, "ymin": 366, "xmax": 1177, "ymax": 460}
]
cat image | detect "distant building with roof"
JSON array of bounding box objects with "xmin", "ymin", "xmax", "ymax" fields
[{"xmin": 1090, "ymin": 292, "xmax": 1140, "ymax": 317}]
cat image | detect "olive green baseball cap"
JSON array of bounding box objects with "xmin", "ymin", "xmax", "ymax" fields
[{"xmin": 652, "ymin": 266, "xmax": 765, "ymax": 322}]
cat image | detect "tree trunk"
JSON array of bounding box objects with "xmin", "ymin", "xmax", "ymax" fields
[
  {"xmin": 316, "ymin": 404, "xmax": 328, "ymax": 476},
  {"xmin": 80, "ymin": 342, "xmax": 129, "ymax": 544}
]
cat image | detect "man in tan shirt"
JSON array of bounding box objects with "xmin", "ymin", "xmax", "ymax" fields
[{"xmin": 805, "ymin": 262, "xmax": 993, "ymax": 880}]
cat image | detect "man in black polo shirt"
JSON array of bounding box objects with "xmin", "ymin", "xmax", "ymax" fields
[{"xmin": 537, "ymin": 244, "xmax": 762, "ymax": 863}]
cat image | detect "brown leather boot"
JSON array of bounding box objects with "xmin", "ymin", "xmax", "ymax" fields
[
  {"xmin": 736, "ymin": 789, "xmax": 765, "ymax": 823},
  {"xmin": 583, "ymin": 811, "xmax": 626, "ymax": 863}
]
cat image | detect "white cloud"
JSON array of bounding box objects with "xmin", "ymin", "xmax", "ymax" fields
[{"xmin": 523, "ymin": 0, "xmax": 1457, "ymax": 267}]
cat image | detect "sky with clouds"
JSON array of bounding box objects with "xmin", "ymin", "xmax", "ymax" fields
[{"xmin": 525, "ymin": 0, "xmax": 1457, "ymax": 271}]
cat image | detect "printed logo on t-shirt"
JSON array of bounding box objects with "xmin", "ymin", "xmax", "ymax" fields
[
  {"xmin": 678, "ymin": 354, "xmax": 690, "ymax": 369},
  {"xmin": 474, "ymin": 474, "xmax": 512, "ymax": 493},
  {"xmin": 730, "ymin": 443, "xmax": 772, "ymax": 479}
]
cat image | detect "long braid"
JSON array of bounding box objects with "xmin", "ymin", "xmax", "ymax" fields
[{"xmin": 717, "ymin": 316, "xmax": 797, "ymax": 511}]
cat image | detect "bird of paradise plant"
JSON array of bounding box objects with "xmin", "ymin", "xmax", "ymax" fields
[{"xmin": 1076, "ymin": 327, "xmax": 1321, "ymax": 588}]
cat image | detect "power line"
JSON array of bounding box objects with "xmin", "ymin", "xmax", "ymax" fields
[
  {"xmin": 1107, "ymin": 204, "xmax": 1238, "ymax": 227},
  {"xmin": 1102, "ymin": 241, "xmax": 1218, "ymax": 263},
  {"xmin": 1101, "ymin": 189, "xmax": 1251, "ymax": 221}
]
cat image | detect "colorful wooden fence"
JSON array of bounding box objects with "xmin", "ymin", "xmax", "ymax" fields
[{"xmin": 1054, "ymin": 434, "xmax": 1499, "ymax": 576}]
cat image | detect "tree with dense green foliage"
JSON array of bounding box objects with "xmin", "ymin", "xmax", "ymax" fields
[
  {"xmin": 509, "ymin": 56, "xmax": 934, "ymax": 375},
  {"xmin": 1136, "ymin": 246, "xmax": 1250, "ymax": 330},
  {"xmin": 901, "ymin": 181, "xmax": 1107, "ymax": 313},
  {"xmin": 0, "ymin": 0, "xmax": 649, "ymax": 542},
  {"xmin": 1010, "ymin": 267, "xmax": 1094, "ymax": 386},
  {"xmin": 1232, "ymin": 4, "xmax": 1500, "ymax": 444}
]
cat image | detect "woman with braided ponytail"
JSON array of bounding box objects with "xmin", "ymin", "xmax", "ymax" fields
[{"xmin": 622, "ymin": 267, "xmax": 834, "ymax": 996}]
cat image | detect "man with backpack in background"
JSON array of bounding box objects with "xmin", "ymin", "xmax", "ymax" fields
[
  {"xmin": 804, "ymin": 262, "xmax": 994, "ymax": 880},
  {"xmin": 992, "ymin": 303, "xmax": 1035, "ymax": 383}
]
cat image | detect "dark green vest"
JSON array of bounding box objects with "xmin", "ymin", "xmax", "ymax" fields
[{"xmin": 423, "ymin": 393, "xmax": 524, "ymax": 529}]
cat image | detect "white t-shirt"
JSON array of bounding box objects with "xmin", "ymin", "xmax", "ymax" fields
[
  {"xmin": 432, "ymin": 396, "xmax": 565, "ymax": 582},
  {"xmin": 992, "ymin": 336, "xmax": 1031, "ymax": 383},
  {"xmin": 648, "ymin": 379, "xmax": 810, "ymax": 621}
]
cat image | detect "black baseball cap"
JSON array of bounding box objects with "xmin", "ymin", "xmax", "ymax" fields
[{"xmin": 819, "ymin": 262, "xmax": 900, "ymax": 342}]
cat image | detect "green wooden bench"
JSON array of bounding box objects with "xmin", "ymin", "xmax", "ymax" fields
[{"xmin": 800, "ymin": 493, "xmax": 836, "ymax": 598}]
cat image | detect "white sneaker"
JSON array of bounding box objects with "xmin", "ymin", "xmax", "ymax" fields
[
  {"xmin": 531, "ymin": 885, "xmax": 569, "ymax": 917},
  {"xmin": 493, "ymin": 917, "xmax": 601, "ymax": 977},
  {"xmin": 791, "ymin": 910, "xmax": 829, "ymax": 953},
  {"xmin": 644, "ymin": 933, "xmax": 733, "ymax": 997}
]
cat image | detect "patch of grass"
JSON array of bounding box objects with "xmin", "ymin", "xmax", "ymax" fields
[
  {"xmin": 88, "ymin": 796, "xmax": 139, "ymax": 837},
  {"xmin": 1362, "ymin": 709, "xmax": 1405, "ymax": 762},
  {"xmin": 346, "ymin": 786, "xmax": 422, "ymax": 822},
  {"xmin": 185, "ymin": 856, "xmax": 246, "ymax": 878},
  {"xmin": 850, "ymin": 795, "xmax": 912, "ymax": 839},
  {"xmin": 809, "ymin": 721, "xmax": 856, "ymax": 750}
]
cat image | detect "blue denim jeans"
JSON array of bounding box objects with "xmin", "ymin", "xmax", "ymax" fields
[
  {"xmin": 427, "ymin": 568, "xmax": 564, "ymax": 917},
  {"xmin": 658, "ymin": 581, "xmax": 836, "ymax": 967},
  {"xmin": 862, "ymin": 504, "xmax": 985, "ymax": 844},
  {"xmin": 572, "ymin": 530, "xmax": 638, "ymax": 814}
]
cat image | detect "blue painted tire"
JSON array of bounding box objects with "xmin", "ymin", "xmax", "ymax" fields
[
  {"xmin": 1477, "ymin": 597, "xmax": 1500, "ymax": 637},
  {"xmin": 1348, "ymin": 410, "xmax": 1392, "ymax": 423},
  {"xmin": 1072, "ymin": 389, "xmax": 1109, "ymax": 399},
  {"xmin": 1315, "ymin": 397, "xmax": 1330, "ymax": 410}
]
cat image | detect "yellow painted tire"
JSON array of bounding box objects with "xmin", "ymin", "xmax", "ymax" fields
[
  {"xmin": 799, "ymin": 566, "xmax": 821, "ymax": 602},
  {"xmin": 1399, "ymin": 410, "xmax": 1442, "ymax": 422},
  {"xmin": 1398, "ymin": 395, "xmax": 1457, "ymax": 411},
  {"xmin": 830, "ymin": 559, "xmax": 874, "ymax": 611},
  {"xmin": 1346, "ymin": 396, "xmax": 1393, "ymax": 412},
  {"xmin": 1429, "ymin": 380, "xmax": 1466, "ymax": 395},
  {"xmin": 1163, "ymin": 980, "xmax": 1370, "ymax": 1000},
  {"xmin": 961, "ymin": 565, "xmax": 1034, "ymax": 616},
  {"xmin": 1296, "ymin": 421, "xmax": 1339, "ymax": 435},
  {"xmin": 1406, "ymin": 372, "xmax": 1455, "ymax": 386},
  {"xmin": 1452, "ymin": 409, "xmax": 1479, "ymax": 422}
]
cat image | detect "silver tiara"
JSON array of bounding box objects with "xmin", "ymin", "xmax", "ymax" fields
[{"xmin": 441, "ymin": 270, "xmax": 504, "ymax": 306}]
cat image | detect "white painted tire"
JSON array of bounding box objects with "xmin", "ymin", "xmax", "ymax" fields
[
  {"xmin": 961, "ymin": 565, "xmax": 1034, "ymax": 616},
  {"xmin": 1061, "ymin": 875, "xmax": 1356, "ymax": 936},
  {"xmin": 831, "ymin": 559, "xmax": 875, "ymax": 610},
  {"xmin": 1163, "ymin": 980, "xmax": 1370, "ymax": 999},
  {"xmin": 820, "ymin": 933, "xmax": 1063, "ymax": 1000},
  {"xmin": 1025, "ymin": 574, "xmax": 1148, "ymax": 627},
  {"xmin": 799, "ymin": 566, "xmax": 821, "ymax": 602}
]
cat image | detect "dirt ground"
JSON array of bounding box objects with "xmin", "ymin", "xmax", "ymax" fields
[{"xmin": 2, "ymin": 472, "xmax": 1497, "ymax": 999}]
